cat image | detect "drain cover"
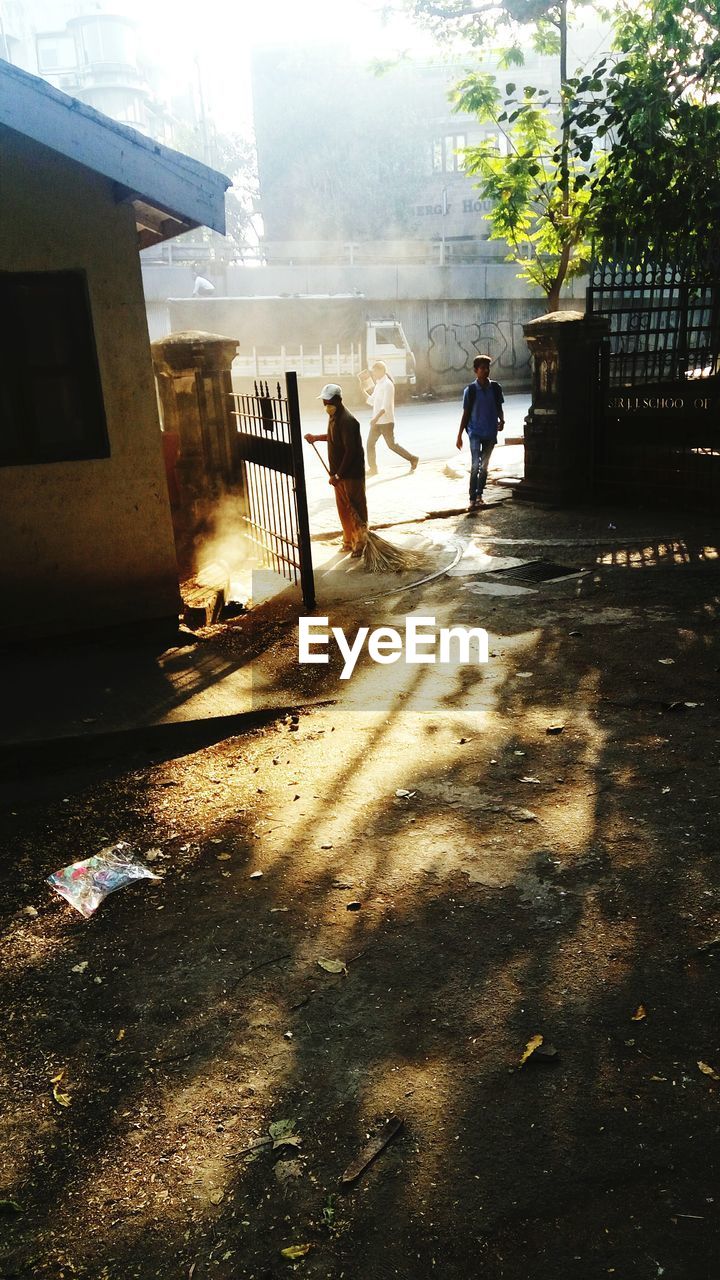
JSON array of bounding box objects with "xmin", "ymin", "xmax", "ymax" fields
[{"xmin": 486, "ymin": 560, "xmax": 581, "ymax": 584}]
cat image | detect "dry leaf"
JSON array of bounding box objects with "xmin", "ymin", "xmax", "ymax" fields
[
  {"xmin": 116, "ymin": 1028, "xmax": 125, "ymax": 1042},
  {"xmin": 341, "ymin": 1115, "xmax": 404, "ymax": 1185},
  {"xmin": 50, "ymin": 1072, "xmax": 71, "ymax": 1108},
  {"xmin": 698, "ymin": 1060, "xmax": 720, "ymax": 1081},
  {"xmin": 318, "ymin": 958, "xmax": 347, "ymax": 975},
  {"xmin": 509, "ymin": 807, "xmax": 538, "ymax": 822},
  {"xmin": 631, "ymin": 1004, "xmax": 647, "ymax": 1021},
  {"xmin": 0, "ymin": 1200, "xmax": 24, "ymax": 1214},
  {"xmin": 273, "ymin": 1134, "xmax": 302, "ymax": 1151},
  {"xmin": 269, "ymin": 1119, "xmax": 299, "ymax": 1143},
  {"xmin": 518, "ymin": 1034, "xmax": 544, "ymax": 1067},
  {"xmin": 281, "ymin": 1244, "xmax": 311, "ymax": 1260},
  {"xmin": 209, "ymin": 1189, "xmax": 224, "ymax": 1205},
  {"xmin": 217, "ymin": 853, "xmax": 232, "ymax": 862}
]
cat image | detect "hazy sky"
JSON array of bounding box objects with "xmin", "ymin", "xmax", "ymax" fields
[
  {"xmin": 125, "ymin": 0, "xmax": 428, "ymax": 131},
  {"xmin": 118, "ymin": 0, "xmax": 611, "ymax": 136}
]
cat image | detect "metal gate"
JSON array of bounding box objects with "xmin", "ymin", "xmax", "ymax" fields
[
  {"xmin": 587, "ymin": 244, "xmax": 720, "ymax": 506},
  {"xmin": 229, "ymin": 371, "xmax": 315, "ymax": 609}
]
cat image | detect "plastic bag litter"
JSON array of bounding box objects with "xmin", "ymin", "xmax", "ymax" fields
[{"xmin": 47, "ymin": 843, "xmax": 160, "ymax": 918}]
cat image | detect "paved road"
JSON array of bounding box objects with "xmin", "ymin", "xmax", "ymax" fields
[
  {"xmin": 301, "ymin": 392, "xmax": 529, "ymax": 461},
  {"xmin": 301, "ymin": 394, "xmax": 529, "ymax": 534}
]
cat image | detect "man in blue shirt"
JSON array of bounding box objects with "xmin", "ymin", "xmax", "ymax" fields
[{"xmin": 455, "ymin": 355, "xmax": 505, "ymax": 510}]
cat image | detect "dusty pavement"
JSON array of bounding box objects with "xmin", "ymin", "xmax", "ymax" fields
[{"xmin": 1, "ymin": 492, "xmax": 720, "ymax": 1280}]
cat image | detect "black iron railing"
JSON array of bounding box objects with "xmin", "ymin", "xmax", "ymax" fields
[{"xmin": 230, "ymin": 372, "xmax": 315, "ymax": 610}]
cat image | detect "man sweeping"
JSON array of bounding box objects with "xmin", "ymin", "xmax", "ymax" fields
[{"xmin": 305, "ymin": 383, "xmax": 368, "ymax": 557}]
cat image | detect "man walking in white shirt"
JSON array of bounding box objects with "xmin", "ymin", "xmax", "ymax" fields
[{"xmin": 364, "ymin": 361, "xmax": 419, "ymax": 477}]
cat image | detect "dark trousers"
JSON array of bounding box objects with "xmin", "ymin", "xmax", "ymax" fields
[
  {"xmin": 469, "ymin": 435, "xmax": 496, "ymax": 500},
  {"xmin": 366, "ymin": 422, "xmax": 414, "ymax": 471}
]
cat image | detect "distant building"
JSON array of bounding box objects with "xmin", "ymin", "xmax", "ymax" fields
[
  {"xmin": 0, "ymin": 0, "xmax": 168, "ymax": 138},
  {"xmin": 250, "ymin": 47, "xmax": 556, "ymax": 260},
  {"xmin": 251, "ymin": 36, "xmax": 609, "ymax": 264}
]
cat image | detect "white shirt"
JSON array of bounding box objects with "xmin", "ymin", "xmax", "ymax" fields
[{"xmin": 368, "ymin": 374, "xmax": 395, "ymax": 424}]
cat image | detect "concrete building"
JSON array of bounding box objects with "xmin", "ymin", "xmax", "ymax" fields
[
  {"xmin": 0, "ymin": 59, "xmax": 229, "ymax": 641},
  {"xmin": 0, "ymin": 0, "xmax": 167, "ymax": 137}
]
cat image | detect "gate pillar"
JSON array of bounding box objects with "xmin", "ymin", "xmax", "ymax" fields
[
  {"xmin": 151, "ymin": 330, "xmax": 240, "ymax": 573},
  {"xmin": 515, "ymin": 310, "xmax": 610, "ymax": 504}
]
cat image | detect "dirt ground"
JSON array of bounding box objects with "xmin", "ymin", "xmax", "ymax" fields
[{"xmin": 1, "ymin": 499, "xmax": 720, "ymax": 1280}]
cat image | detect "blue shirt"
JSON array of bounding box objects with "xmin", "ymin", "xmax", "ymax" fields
[{"xmin": 463, "ymin": 379, "xmax": 503, "ymax": 440}]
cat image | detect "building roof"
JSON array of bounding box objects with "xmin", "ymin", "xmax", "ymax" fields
[{"xmin": 0, "ymin": 59, "xmax": 230, "ymax": 247}]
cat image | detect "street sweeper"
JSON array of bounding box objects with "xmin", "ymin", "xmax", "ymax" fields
[
  {"xmin": 305, "ymin": 383, "xmax": 425, "ymax": 573},
  {"xmin": 304, "ymin": 383, "xmax": 368, "ymax": 558}
]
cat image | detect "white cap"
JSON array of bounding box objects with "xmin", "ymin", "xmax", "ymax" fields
[{"xmin": 318, "ymin": 383, "xmax": 342, "ymax": 401}]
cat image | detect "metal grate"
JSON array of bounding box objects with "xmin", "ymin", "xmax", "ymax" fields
[
  {"xmin": 229, "ymin": 373, "xmax": 315, "ymax": 609},
  {"xmin": 486, "ymin": 560, "xmax": 580, "ymax": 584}
]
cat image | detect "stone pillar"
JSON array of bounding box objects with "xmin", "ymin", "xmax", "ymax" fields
[
  {"xmin": 151, "ymin": 330, "xmax": 240, "ymax": 573},
  {"xmin": 515, "ymin": 310, "xmax": 610, "ymax": 504}
]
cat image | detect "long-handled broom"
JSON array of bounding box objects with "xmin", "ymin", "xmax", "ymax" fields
[{"xmin": 309, "ymin": 441, "xmax": 425, "ymax": 573}]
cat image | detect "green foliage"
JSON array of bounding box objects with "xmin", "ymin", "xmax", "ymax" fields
[
  {"xmin": 456, "ymin": 70, "xmax": 594, "ymax": 303},
  {"xmin": 402, "ymin": 0, "xmax": 720, "ymax": 304},
  {"xmin": 588, "ymin": 1, "xmax": 720, "ymax": 253}
]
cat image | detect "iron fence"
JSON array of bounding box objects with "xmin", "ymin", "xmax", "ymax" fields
[
  {"xmin": 230, "ymin": 372, "xmax": 315, "ymax": 609},
  {"xmin": 587, "ymin": 243, "xmax": 720, "ymax": 506},
  {"xmin": 587, "ymin": 243, "xmax": 720, "ymax": 386}
]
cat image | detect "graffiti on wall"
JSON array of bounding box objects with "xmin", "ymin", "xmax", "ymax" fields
[{"xmin": 427, "ymin": 321, "xmax": 531, "ymax": 376}]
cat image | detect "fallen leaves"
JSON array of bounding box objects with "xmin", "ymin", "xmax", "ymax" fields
[
  {"xmin": 697, "ymin": 1060, "xmax": 720, "ymax": 1082},
  {"xmin": 0, "ymin": 1200, "xmax": 24, "ymax": 1214},
  {"xmin": 516, "ymin": 1035, "xmax": 558, "ymax": 1067},
  {"xmin": 50, "ymin": 1070, "xmax": 71, "ymax": 1108},
  {"xmin": 269, "ymin": 1119, "xmax": 302, "ymax": 1150},
  {"xmin": 508, "ymin": 807, "xmax": 538, "ymax": 822},
  {"xmin": 518, "ymin": 1034, "xmax": 544, "ymax": 1067},
  {"xmin": 318, "ymin": 958, "xmax": 348, "ymax": 975},
  {"xmin": 340, "ymin": 1116, "xmax": 404, "ymax": 1185},
  {"xmin": 281, "ymin": 1244, "xmax": 311, "ymax": 1261},
  {"xmin": 631, "ymin": 1005, "xmax": 647, "ymax": 1021}
]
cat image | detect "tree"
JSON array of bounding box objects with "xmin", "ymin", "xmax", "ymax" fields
[
  {"xmin": 396, "ymin": 0, "xmax": 602, "ymax": 309},
  {"xmin": 399, "ymin": 0, "xmax": 720, "ymax": 306},
  {"xmin": 167, "ymin": 117, "xmax": 259, "ymax": 264},
  {"xmin": 585, "ymin": 1, "xmax": 720, "ymax": 253}
]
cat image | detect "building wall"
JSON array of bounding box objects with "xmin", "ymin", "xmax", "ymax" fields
[
  {"xmin": 0, "ymin": 128, "xmax": 180, "ymax": 639},
  {"xmin": 148, "ymin": 261, "xmax": 585, "ymax": 394}
]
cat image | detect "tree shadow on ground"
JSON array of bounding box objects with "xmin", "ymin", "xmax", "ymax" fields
[{"xmin": 0, "ymin": 523, "xmax": 719, "ymax": 1280}]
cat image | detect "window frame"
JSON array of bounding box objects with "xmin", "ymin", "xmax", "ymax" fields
[{"xmin": 0, "ymin": 269, "xmax": 110, "ymax": 468}]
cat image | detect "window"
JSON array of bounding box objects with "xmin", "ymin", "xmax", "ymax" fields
[
  {"xmin": 374, "ymin": 325, "xmax": 404, "ymax": 348},
  {"xmin": 431, "ymin": 134, "xmax": 467, "ymax": 173},
  {"xmin": 0, "ymin": 271, "xmax": 109, "ymax": 467},
  {"xmin": 36, "ymin": 34, "xmax": 77, "ymax": 73}
]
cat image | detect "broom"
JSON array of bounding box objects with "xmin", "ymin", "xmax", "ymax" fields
[{"xmin": 309, "ymin": 441, "xmax": 425, "ymax": 573}]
